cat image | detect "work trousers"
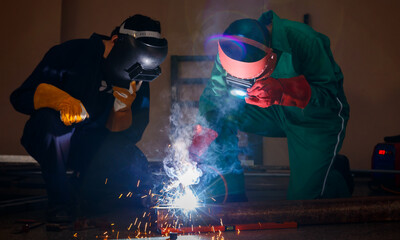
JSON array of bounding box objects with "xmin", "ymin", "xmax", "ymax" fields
[
  {"xmin": 21, "ymin": 109, "xmax": 148, "ymax": 206},
  {"xmin": 211, "ymin": 98, "xmax": 350, "ymax": 200}
]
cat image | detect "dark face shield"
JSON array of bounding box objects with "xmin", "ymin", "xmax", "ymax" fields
[
  {"xmin": 126, "ymin": 63, "xmax": 161, "ymax": 81},
  {"xmin": 103, "ymin": 24, "xmax": 168, "ymax": 88}
]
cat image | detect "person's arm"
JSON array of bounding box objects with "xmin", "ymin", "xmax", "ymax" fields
[
  {"xmin": 245, "ymin": 75, "xmax": 311, "ymax": 108},
  {"xmin": 296, "ymin": 35, "xmax": 341, "ymax": 108},
  {"xmin": 198, "ymin": 56, "xmax": 230, "ymax": 122},
  {"xmin": 10, "ymin": 45, "xmax": 63, "ymax": 115},
  {"xmin": 10, "ymin": 43, "xmax": 90, "ymax": 125},
  {"xmin": 34, "ymin": 83, "xmax": 89, "ymax": 125},
  {"xmin": 246, "ymin": 34, "xmax": 341, "ymax": 109}
]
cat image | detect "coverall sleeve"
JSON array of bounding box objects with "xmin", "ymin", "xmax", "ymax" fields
[
  {"xmin": 198, "ymin": 56, "xmax": 229, "ymax": 124},
  {"xmin": 296, "ymin": 36, "xmax": 340, "ymax": 108},
  {"xmin": 10, "ymin": 45, "xmax": 67, "ymax": 115}
]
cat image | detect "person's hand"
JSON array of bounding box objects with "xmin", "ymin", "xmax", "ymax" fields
[
  {"xmin": 106, "ymin": 81, "xmax": 136, "ymax": 132},
  {"xmin": 112, "ymin": 82, "xmax": 136, "ymax": 112},
  {"xmin": 34, "ymin": 83, "xmax": 89, "ymax": 126},
  {"xmin": 245, "ymin": 77, "xmax": 283, "ymax": 108},
  {"xmin": 59, "ymin": 100, "xmax": 89, "ymax": 126},
  {"xmin": 246, "ymin": 75, "xmax": 311, "ymax": 109}
]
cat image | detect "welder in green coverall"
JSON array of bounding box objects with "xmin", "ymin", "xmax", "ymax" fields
[{"xmin": 189, "ymin": 10, "xmax": 352, "ymax": 201}]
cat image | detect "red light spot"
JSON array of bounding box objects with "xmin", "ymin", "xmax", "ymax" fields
[{"xmin": 378, "ymin": 150, "xmax": 386, "ymax": 155}]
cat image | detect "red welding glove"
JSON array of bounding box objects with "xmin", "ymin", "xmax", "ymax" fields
[
  {"xmin": 189, "ymin": 124, "xmax": 218, "ymax": 162},
  {"xmin": 245, "ymin": 75, "xmax": 311, "ymax": 109}
]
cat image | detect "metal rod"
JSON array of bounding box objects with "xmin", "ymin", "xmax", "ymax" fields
[{"xmin": 157, "ymin": 196, "xmax": 400, "ymax": 230}]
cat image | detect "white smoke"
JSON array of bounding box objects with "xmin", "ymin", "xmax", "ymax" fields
[{"xmin": 163, "ymin": 103, "xmax": 203, "ymax": 187}]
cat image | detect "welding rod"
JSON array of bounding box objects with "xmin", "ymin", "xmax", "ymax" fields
[{"xmin": 161, "ymin": 221, "xmax": 297, "ymax": 235}]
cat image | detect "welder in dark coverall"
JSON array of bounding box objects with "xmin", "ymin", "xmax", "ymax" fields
[
  {"xmin": 190, "ymin": 10, "xmax": 352, "ymax": 202},
  {"xmin": 10, "ymin": 15, "xmax": 168, "ymax": 221}
]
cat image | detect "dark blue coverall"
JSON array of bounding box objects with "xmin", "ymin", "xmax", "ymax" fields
[{"xmin": 10, "ymin": 34, "xmax": 150, "ymax": 207}]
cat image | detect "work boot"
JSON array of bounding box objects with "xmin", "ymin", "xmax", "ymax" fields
[
  {"xmin": 46, "ymin": 186, "xmax": 78, "ymax": 223},
  {"xmin": 333, "ymin": 154, "xmax": 354, "ymax": 195},
  {"xmin": 46, "ymin": 204, "xmax": 76, "ymax": 223}
]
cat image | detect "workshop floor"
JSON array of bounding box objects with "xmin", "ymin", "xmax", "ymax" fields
[{"xmin": 1, "ymin": 174, "xmax": 400, "ymax": 240}]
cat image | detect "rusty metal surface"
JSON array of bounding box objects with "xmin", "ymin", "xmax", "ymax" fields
[{"xmin": 157, "ymin": 196, "xmax": 400, "ymax": 230}]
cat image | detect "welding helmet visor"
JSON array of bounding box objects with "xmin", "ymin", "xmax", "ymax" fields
[
  {"xmin": 218, "ymin": 19, "xmax": 276, "ymax": 94},
  {"xmin": 104, "ymin": 19, "xmax": 168, "ymax": 89}
]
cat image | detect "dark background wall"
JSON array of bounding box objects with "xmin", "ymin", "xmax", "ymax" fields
[
  {"xmin": 1, "ymin": 0, "xmax": 62, "ymax": 156},
  {"xmin": 1, "ymin": 0, "xmax": 400, "ymax": 170}
]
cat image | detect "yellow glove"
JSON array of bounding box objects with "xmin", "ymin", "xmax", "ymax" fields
[
  {"xmin": 106, "ymin": 81, "xmax": 136, "ymax": 132},
  {"xmin": 34, "ymin": 83, "xmax": 89, "ymax": 126}
]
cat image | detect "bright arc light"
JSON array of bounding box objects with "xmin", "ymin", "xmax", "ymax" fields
[
  {"xmin": 230, "ymin": 89, "xmax": 247, "ymax": 98},
  {"xmin": 177, "ymin": 168, "xmax": 200, "ymax": 187},
  {"xmin": 173, "ymin": 188, "xmax": 199, "ymax": 211}
]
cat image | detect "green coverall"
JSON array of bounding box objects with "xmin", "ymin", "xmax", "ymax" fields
[{"xmin": 198, "ymin": 11, "xmax": 350, "ymax": 200}]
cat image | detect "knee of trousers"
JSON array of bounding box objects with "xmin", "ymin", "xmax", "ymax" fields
[
  {"xmin": 94, "ymin": 134, "xmax": 149, "ymax": 171},
  {"xmin": 21, "ymin": 108, "xmax": 74, "ymax": 160},
  {"xmin": 83, "ymin": 138, "xmax": 150, "ymax": 193}
]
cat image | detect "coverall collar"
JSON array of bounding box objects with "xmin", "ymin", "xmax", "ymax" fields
[{"xmin": 258, "ymin": 10, "xmax": 291, "ymax": 53}]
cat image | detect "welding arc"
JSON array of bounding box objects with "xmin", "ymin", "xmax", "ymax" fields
[
  {"xmin": 203, "ymin": 165, "xmax": 228, "ymax": 204},
  {"xmin": 162, "ymin": 222, "xmax": 297, "ymax": 235}
]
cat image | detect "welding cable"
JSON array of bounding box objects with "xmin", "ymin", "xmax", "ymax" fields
[
  {"xmin": 380, "ymin": 184, "xmax": 400, "ymax": 195},
  {"xmin": 204, "ymin": 165, "xmax": 229, "ymax": 204}
]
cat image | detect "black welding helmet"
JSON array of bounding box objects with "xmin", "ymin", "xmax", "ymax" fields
[
  {"xmin": 103, "ymin": 15, "xmax": 168, "ymax": 88},
  {"xmin": 218, "ymin": 18, "xmax": 276, "ymax": 98}
]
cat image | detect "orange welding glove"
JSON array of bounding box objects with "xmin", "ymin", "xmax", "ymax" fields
[
  {"xmin": 246, "ymin": 75, "xmax": 311, "ymax": 109},
  {"xmin": 106, "ymin": 81, "xmax": 136, "ymax": 132},
  {"xmin": 34, "ymin": 83, "xmax": 89, "ymax": 126}
]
